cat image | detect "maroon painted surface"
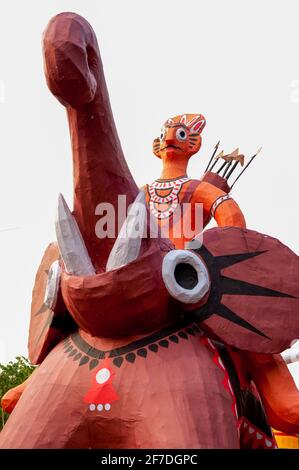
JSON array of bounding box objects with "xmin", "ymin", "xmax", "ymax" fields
[
  {"xmin": 198, "ymin": 227, "xmax": 299, "ymax": 353},
  {"xmin": 202, "ymin": 171, "xmax": 231, "ymax": 193},
  {"xmin": 1, "ymin": 12, "xmax": 299, "ymax": 449},
  {"xmin": 43, "ymin": 12, "xmax": 138, "ymax": 272},
  {"xmin": 0, "ymin": 329, "xmax": 239, "ymax": 449},
  {"xmin": 61, "ymin": 242, "xmax": 173, "ymax": 337}
]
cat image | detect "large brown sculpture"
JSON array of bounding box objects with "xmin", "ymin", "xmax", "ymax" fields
[{"xmin": 1, "ymin": 12, "xmax": 299, "ymax": 449}]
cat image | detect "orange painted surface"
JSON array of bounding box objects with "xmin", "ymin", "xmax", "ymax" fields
[
  {"xmin": 1, "ymin": 373, "xmax": 34, "ymax": 414},
  {"xmin": 244, "ymin": 352, "xmax": 299, "ymax": 434},
  {"xmin": 148, "ymin": 112, "xmax": 299, "ymax": 437},
  {"xmin": 273, "ymin": 429, "xmax": 299, "ymax": 449}
]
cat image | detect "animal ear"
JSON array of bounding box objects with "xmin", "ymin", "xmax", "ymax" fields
[
  {"xmin": 180, "ymin": 114, "xmax": 187, "ymax": 124},
  {"xmin": 190, "ymin": 119, "xmax": 206, "ymax": 134}
]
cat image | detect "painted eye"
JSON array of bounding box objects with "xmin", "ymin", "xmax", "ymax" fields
[
  {"xmin": 162, "ymin": 250, "xmax": 210, "ymax": 304},
  {"xmin": 176, "ymin": 127, "xmax": 187, "ymax": 141}
]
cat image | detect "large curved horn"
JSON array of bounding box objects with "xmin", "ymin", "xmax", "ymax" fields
[{"xmin": 43, "ymin": 12, "xmax": 138, "ymax": 271}]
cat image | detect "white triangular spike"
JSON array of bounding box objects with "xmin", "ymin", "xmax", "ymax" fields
[
  {"xmin": 55, "ymin": 193, "xmax": 96, "ymax": 276},
  {"xmin": 106, "ymin": 191, "xmax": 147, "ymax": 272},
  {"xmin": 44, "ymin": 260, "xmax": 61, "ymax": 309}
]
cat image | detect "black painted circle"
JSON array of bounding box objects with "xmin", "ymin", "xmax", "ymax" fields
[{"xmin": 174, "ymin": 263, "xmax": 198, "ymax": 290}]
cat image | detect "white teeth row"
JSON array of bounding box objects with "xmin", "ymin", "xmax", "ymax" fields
[{"xmin": 89, "ymin": 403, "xmax": 111, "ymax": 412}]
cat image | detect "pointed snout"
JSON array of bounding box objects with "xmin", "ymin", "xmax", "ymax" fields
[
  {"xmin": 165, "ymin": 128, "xmax": 177, "ymax": 145},
  {"xmin": 61, "ymin": 241, "xmax": 174, "ymax": 337}
]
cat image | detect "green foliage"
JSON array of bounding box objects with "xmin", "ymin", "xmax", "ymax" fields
[{"xmin": 0, "ymin": 356, "xmax": 35, "ymax": 430}]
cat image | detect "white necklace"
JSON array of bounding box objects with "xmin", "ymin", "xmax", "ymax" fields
[{"xmin": 148, "ymin": 176, "xmax": 190, "ymax": 219}]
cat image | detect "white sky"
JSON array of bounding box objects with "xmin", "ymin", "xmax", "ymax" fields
[{"xmin": 0, "ymin": 0, "xmax": 299, "ymax": 385}]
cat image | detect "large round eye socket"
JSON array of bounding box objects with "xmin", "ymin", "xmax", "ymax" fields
[
  {"xmin": 162, "ymin": 250, "xmax": 210, "ymax": 304},
  {"xmin": 176, "ymin": 127, "xmax": 187, "ymax": 141},
  {"xmin": 160, "ymin": 127, "xmax": 166, "ymax": 142}
]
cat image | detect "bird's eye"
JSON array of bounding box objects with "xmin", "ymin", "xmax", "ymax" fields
[{"xmin": 176, "ymin": 127, "xmax": 187, "ymax": 141}]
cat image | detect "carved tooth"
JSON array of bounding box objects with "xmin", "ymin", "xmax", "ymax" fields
[
  {"xmin": 106, "ymin": 191, "xmax": 147, "ymax": 272},
  {"xmin": 44, "ymin": 260, "xmax": 61, "ymax": 309},
  {"xmin": 55, "ymin": 193, "xmax": 96, "ymax": 275}
]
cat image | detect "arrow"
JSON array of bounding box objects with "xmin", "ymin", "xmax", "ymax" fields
[
  {"xmin": 230, "ymin": 147, "xmax": 262, "ymax": 189},
  {"xmin": 217, "ymin": 148, "xmax": 239, "ymax": 175},
  {"xmin": 209, "ymin": 149, "xmax": 224, "ymax": 172},
  {"xmin": 205, "ymin": 140, "xmax": 220, "ymax": 172}
]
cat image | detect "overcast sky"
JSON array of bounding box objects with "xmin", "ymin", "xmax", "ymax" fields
[{"xmin": 1, "ymin": 0, "xmax": 299, "ymax": 385}]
